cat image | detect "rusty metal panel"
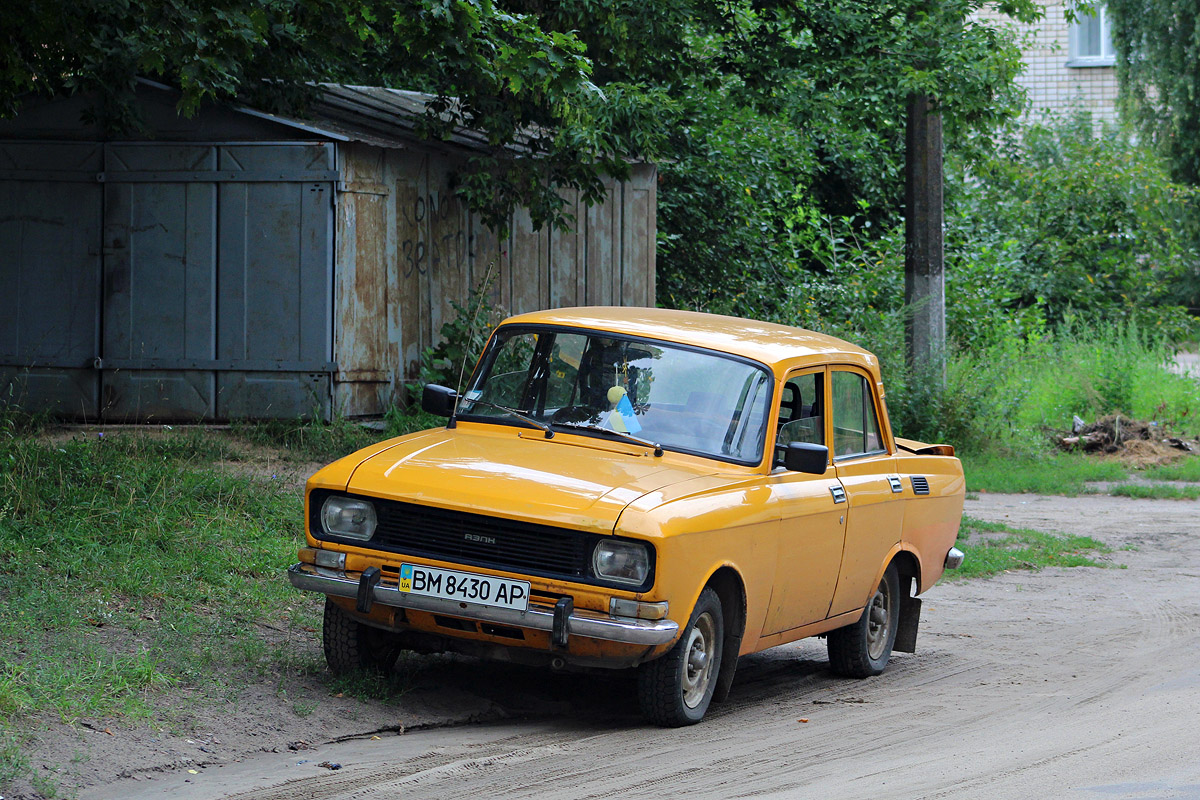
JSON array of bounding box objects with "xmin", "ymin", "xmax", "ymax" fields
[
  {"xmin": 215, "ymin": 143, "xmax": 334, "ymax": 419},
  {"xmin": 368, "ymin": 146, "xmax": 657, "ymax": 384},
  {"xmin": 332, "ymin": 145, "xmax": 389, "ymax": 416},
  {"xmin": 0, "ymin": 142, "xmax": 103, "ymax": 417},
  {"xmin": 622, "ymin": 164, "xmax": 657, "ymax": 307},
  {"xmin": 427, "ymin": 169, "xmax": 469, "ymax": 340},
  {"xmin": 510, "ymin": 206, "xmax": 543, "ymax": 314},
  {"xmin": 101, "ymin": 143, "xmax": 217, "ymax": 420},
  {"xmin": 394, "ymin": 173, "xmax": 424, "ymax": 378},
  {"xmin": 636, "ymin": 163, "xmax": 658, "ymax": 305},
  {"xmin": 549, "ymin": 188, "xmax": 580, "ymax": 308}
]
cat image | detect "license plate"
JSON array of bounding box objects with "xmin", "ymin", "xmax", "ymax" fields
[{"xmin": 398, "ymin": 564, "xmax": 530, "ymax": 611}]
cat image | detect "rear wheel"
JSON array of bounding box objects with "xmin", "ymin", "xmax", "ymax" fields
[
  {"xmin": 638, "ymin": 587, "xmax": 723, "ymax": 727},
  {"xmin": 322, "ymin": 597, "xmax": 403, "ymax": 674},
  {"xmin": 827, "ymin": 563, "xmax": 900, "ymax": 678}
]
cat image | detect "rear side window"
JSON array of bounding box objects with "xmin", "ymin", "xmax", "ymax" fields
[{"xmin": 831, "ymin": 371, "xmax": 884, "ymax": 459}]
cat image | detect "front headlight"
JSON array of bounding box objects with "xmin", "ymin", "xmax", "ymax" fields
[
  {"xmin": 321, "ymin": 496, "xmax": 377, "ymax": 541},
  {"xmin": 593, "ymin": 540, "xmax": 650, "ymax": 586}
]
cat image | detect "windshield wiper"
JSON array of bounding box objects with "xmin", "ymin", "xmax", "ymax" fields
[
  {"xmin": 554, "ymin": 421, "xmax": 663, "ymax": 457},
  {"xmin": 462, "ymin": 399, "xmax": 554, "ymax": 438}
]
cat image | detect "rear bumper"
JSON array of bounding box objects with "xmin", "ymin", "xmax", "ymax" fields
[
  {"xmin": 288, "ymin": 563, "xmax": 679, "ymax": 646},
  {"xmin": 944, "ymin": 547, "xmax": 965, "ymax": 570}
]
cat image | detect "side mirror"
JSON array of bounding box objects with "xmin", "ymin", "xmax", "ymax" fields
[
  {"xmin": 779, "ymin": 441, "xmax": 828, "ymax": 474},
  {"xmin": 421, "ymin": 384, "xmax": 458, "ymax": 417}
]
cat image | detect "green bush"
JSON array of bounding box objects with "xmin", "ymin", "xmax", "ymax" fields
[
  {"xmin": 418, "ymin": 277, "xmax": 504, "ymax": 392},
  {"xmin": 947, "ymin": 114, "xmax": 1199, "ymax": 339}
]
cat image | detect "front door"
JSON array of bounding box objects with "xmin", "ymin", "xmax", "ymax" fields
[{"xmin": 762, "ymin": 367, "xmax": 847, "ymax": 634}]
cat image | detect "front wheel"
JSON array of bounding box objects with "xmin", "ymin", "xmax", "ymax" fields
[
  {"xmin": 827, "ymin": 563, "xmax": 900, "ymax": 678},
  {"xmin": 322, "ymin": 597, "xmax": 403, "ymax": 675},
  {"xmin": 637, "ymin": 587, "xmax": 724, "ymax": 727}
]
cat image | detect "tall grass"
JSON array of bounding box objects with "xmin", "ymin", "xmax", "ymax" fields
[
  {"xmin": 888, "ymin": 320, "xmax": 1199, "ymax": 455},
  {"xmin": 0, "ymin": 427, "xmax": 312, "ymax": 728},
  {"xmin": 232, "ymin": 406, "xmax": 443, "ymax": 463}
]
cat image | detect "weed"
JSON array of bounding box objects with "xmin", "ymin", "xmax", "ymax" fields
[
  {"xmin": 1141, "ymin": 457, "xmax": 1200, "ymax": 482},
  {"xmin": 0, "ymin": 732, "xmax": 30, "ymax": 791},
  {"xmin": 292, "ymin": 700, "xmax": 317, "ymax": 718},
  {"xmin": 325, "ymin": 654, "xmax": 425, "ymax": 704},
  {"xmin": 948, "ymin": 516, "xmax": 1111, "ymax": 581},
  {"xmin": 961, "ymin": 452, "xmax": 1127, "ymax": 495},
  {"xmin": 232, "ymin": 407, "xmax": 441, "ymax": 464},
  {"xmin": 1109, "ymin": 483, "xmax": 1200, "ymax": 500},
  {"xmin": 0, "ymin": 429, "xmax": 309, "ymax": 729}
]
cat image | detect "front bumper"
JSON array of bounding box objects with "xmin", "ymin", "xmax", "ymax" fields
[{"xmin": 288, "ymin": 563, "xmax": 680, "ymax": 646}]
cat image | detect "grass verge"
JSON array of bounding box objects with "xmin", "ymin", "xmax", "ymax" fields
[
  {"xmin": 947, "ymin": 516, "xmax": 1112, "ymax": 581},
  {"xmin": 231, "ymin": 407, "xmax": 442, "ymax": 463},
  {"xmin": 1109, "ymin": 483, "xmax": 1200, "ymax": 500},
  {"xmin": 1142, "ymin": 458, "xmax": 1200, "ymax": 482},
  {"xmin": 0, "ymin": 426, "xmax": 321, "ymax": 794},
  {"xmin": 960, "ymin": 452, "xmax": 1128, "ymax": 495}
]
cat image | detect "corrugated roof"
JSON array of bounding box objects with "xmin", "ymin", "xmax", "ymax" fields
[{"xmin": 239, "ymin": 84, "xmax": 516, "ymax": 153}]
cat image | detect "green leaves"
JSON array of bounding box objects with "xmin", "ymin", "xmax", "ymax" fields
[{"xmin": 1107, "ymin": 0, "xmax": 1200, "ymax": 187}]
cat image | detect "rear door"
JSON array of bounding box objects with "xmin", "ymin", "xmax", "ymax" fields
[{"xmin": 827, "ymin": 367, "xmax": 904, "ymax": 617}]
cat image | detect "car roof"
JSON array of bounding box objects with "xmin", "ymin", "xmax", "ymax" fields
[{"xmin": 500, "ymin": 307, "xmax": 878, "ymax": 370}]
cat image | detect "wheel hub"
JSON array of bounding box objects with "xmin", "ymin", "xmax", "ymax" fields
[
  {"xmin": 681, "ymin": 612, "xmax": 717, "ymax": 709},
  {"xmin": 865, "ymin": 582, "xmax": 891, "ymax": 660}
]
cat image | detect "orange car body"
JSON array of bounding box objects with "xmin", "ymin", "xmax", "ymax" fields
[{"xmin": 289, "ymin": 307, "xmax": 965, "ymax": 722}]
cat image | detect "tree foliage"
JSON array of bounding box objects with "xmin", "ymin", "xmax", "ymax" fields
[
  {"xmin": 1, "ymin": 0, "xmax": 1038, "ymax": 240},
  {"xmin": 1106, "ymin": 0, "xmax": 1200, "ymax": 186},
  {"xmin": 0, "ymin": 0, "xmax": 643, "ymax": 230}
]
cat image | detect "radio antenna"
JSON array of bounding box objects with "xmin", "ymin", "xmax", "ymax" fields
[{"xmin": 450, "ymin": 257, "xmax": 499, "ymax": 427}]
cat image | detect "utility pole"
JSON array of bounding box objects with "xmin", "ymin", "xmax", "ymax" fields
[{"xmin": 904, "ymin": 93, "xmax": 946, "ymax": 385}]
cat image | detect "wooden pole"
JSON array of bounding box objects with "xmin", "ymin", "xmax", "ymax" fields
[{"xmin": 904, "ymin": 93, "xmax": 946, "ymax": 385}]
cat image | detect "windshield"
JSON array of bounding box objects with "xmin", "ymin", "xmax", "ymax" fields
[{"xmin": 458, "ymin": 326, "xmax": 773, "ymax": 464}]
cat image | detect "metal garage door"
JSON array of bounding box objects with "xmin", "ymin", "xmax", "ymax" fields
[
  {"xmin": 0, "ymin": 142, "xmax": 104, "ymax": 416},
  {"xmin": 0, "ymin": 140, "xmax": 336, "ymax": 420}
]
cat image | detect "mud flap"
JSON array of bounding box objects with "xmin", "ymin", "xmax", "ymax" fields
[{"xmin": 894, "ymin": 595, "xmax": 921, "ymax": 653}]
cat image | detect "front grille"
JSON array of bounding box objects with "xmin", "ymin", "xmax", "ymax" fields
[
  {"xmin": 372, "ymin": 498, "xmax": 592, "ymax": 577},
  {"xmin": 310, "ymin": 490, "xmax": 601, "ymax": 583}
]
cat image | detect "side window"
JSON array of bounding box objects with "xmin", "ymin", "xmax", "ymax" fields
[
  {"xmin": 777, "ymin": 371, "xmax": 824, "ymax": 447},
  {"xmin": 831, "ymin": 371, "xmax": 884, "ymax": 459}
]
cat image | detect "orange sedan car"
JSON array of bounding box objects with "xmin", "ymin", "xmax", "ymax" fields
[{"xmin": 289, "ymin": 307, "xmax": 965, "ymax": 725}]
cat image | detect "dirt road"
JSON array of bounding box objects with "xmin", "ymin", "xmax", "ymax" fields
[{"xmin": 85, "ymin": 493, "xmax": 1200, "ymax": 800}]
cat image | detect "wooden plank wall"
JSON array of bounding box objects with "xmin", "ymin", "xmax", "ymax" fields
[{"xmin": 333, "ymin": 144, "xmax": 657, "ymax": 415}]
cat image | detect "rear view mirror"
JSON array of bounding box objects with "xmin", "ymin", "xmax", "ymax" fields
[
  {"xmin": 779, "ymin": 441, "xmax": 828, "ymax": 474},
  {"xmin": 421, "ymin": 384, "xmax": 458, "ymax": 417}
]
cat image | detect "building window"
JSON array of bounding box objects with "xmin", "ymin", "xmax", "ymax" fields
[{"xmin": 1068, "ymin": 3, "xmax": 1115, "ymax": 67}]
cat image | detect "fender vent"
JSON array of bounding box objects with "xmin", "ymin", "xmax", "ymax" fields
[{"xmin": 910, "ymin": 475, "xmax": 930, "ymax": 495}]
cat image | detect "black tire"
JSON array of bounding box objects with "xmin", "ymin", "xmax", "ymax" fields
[
  {"xmin": 827, "ymin": 563, "xmax": 900, "ymax": 678},
  {"xmin": 322, "ymin": 597, "xmax": 403, "ymax": 674},
  {"xmin": 638, "ymin": 586, "xmax": 724, "ymax": 727}
]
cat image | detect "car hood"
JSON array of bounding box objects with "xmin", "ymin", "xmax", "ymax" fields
[{"xmin": 342, "ymin": 427, "xmax": 721, "ymax": 534}]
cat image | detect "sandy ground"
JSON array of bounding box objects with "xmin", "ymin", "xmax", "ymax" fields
[{"xmin": 52, "ymin": 490, "xmax": 1199, "ymax": 800}]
